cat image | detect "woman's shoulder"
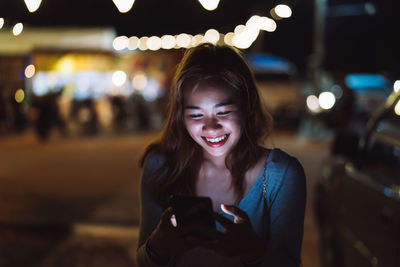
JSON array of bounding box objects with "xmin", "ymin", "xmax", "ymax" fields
[
  {"xmin": 142, "ymin": 150, "xmax": 166, "ymax": 172},
  {"xmin": 266, "ymin": 148, "xmax": 305, "ymax": 181}
]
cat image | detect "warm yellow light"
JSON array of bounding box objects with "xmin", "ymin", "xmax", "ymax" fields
[
  {"xmin": 0, "ymin": 18, "xmax": 4, "ymax": 29},
  {"xmin": 132, "ymin": 72, "xmax": 148, "ymax": 90},
  {"xmin": 12, "ymin": 23, "xmax": 23, "ymax": 36},
  {"xmin": 176, "ymin": 33, "xmax": 191, "ymax": 48},
  {"xmin": 224, "ymin": 32, "xmax": 234, "ymax": 46},
  {"xmin": 56, "ymin": 57, "xmax": 74, "ymax": 73},
  {"xmin": 234, "ymin": 25, "xmax": 246, "ymax": 35},
  {"xmin": 112, "ymin": 0, "xmax": 135, "ymax": 13},
  {"xmin": 113, "ymin": 36, "xmax": 129, "ymax": 51},
  {"xmin": 232, "ymin": 27, "xmax": 259, "ymax": 49},
  {"xmin": 25, "ymin": 64, "xmax": 36, "ymax": 78},
  {"xmin": 394, "ymin": 80, "xmax": 400, "ymax": 93},
  {"xmin": 15, "ymin": 89, "xmax": 25, "ymax": 103},
  {"xmin": 161, "ymin": 35, "xmax": 176, "ymax": 49},
  {"xmin": 138, "ymin": 37, "xmax": 149, "ymax": 51},
  {"xmin": 112, "ymin": 71, "xmax": 127, "ymax": 87},
  {"xmin": 24, "ymin": 0, "xmax": 42, "ymax": 13},
  {"xmin": 204, "ymin": 29, "xmax": 220, "ymax": 44},
  {"xmin": 306, "ymin": 95, "xmax": 321, "ymax": 113},
  {"xmin": 191, "ymin": 34, "xmax": 204, "ymax": 47},
  {"xmin": 319, "ymin": 92, "xmax": 336, "ymax": 110},
  {"xmin": 147, "ymin": 36, "xmax": 162, "ymax": 51},
  {"xmin": 198, "ymin": 0, "xmax": 220, "ymax": 11},
  {"xmin": 128, "ymin": 36, "xmax": 139, "ymax": 50},
  {"xmin": 394, "ymin": 100, "xmax": 400, "ymax": 116},
  {"xmin": 259, "ymin": 17, "xmax": 277, "ymax": 32},
  {"xmin": 274, "ymin": 4, "xmax": 292, "ymax": 18}
]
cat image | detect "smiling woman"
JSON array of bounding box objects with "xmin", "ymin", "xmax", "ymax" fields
[{"xmin": 136, "ymin": 43, "xmax": 307, "ymax": 267}]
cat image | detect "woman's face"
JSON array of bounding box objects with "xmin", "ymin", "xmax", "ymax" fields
[{"xmin": 183, "ymin": 84, "xmax": 242, "ymax": 159}]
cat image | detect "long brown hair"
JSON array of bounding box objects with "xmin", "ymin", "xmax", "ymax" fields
[{"xmin": 141, "ymin": 43, "xmax": 273, "ymax": 206}]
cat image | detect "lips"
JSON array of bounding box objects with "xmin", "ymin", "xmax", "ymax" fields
[{"xmin": 201, "ymin": 134, "xmax": 229, "ymax": 148}]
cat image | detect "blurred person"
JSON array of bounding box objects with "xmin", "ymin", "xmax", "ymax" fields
[{"xmin": 137, "ymin": 44, "xmax": 306, "ymax": 267}]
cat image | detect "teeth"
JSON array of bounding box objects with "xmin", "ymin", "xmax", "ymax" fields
[{"xmin": 206, "ymin": 135, "xmax": 227, "ymax": 143}]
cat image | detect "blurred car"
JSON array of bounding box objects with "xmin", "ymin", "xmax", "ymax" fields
[
  {"xmin": 247, "ymin": 52, "xmax": 303, "ymax": 130},
  {"xmin": 315, "ymin": 90, "xmax": 400, "ymax": 267}
]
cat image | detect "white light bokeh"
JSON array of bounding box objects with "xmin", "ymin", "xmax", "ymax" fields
[
  {"xmin": 191, "ymin": 34, "xmax": 204, "ymax": 47},
  {"xmin": 176, "ymin": 33, "xmax": 191, "ymax": 48},
  {"xmin": 25, "ymin": 64, "xmax": 36, "ymax": 78},
  {"xmin": 319, "ymin": 92, "xmax": 336, "ymax": 110},
  {"xmin": 234, "ymin": 25, "xmax": 246, "ymax": 35},
  {"xmin": 204, "ymin": 29, "xmax": 220, "ymax": 44},
  {"xmin": 112, "ymin": 0, "xmax": 135, "ymax": 13},
  {"xmin": 259, "ymin": 17, "xmax": 277, "ymax": 32},
  {"xmin": 147, "ymin": 36, "xmax": 162, "ymax": 51},
  {"xmin": 128, "ymin": 36, "xmax": 139, "ymax": 50},
  {"xmin": 12, "ymin": 23, "xmax": 23, "ymax": 36},
  {"xmin": 274, "ymin": 4, "xmax": 292, "ymax": 18},
  {"xmin": 138, "ymin": 37, "xmax": 149, "ymax": 50},
  {"xmin": 24, "ymin": 0, "xmax": 42, "ymax": 13},
  {"xmin": 113, "ymin": 36, "xmax": 129, "ymax": 51},
  {"xmin": 306, "ymin": 95, "xmax": 321, "ymax": 113},
  {"xmin": 224, "ymin": 32, "xmax": 234, "ymax": 46},
  {"xmin": 161, "ymin": 35, "xmax": 176, "ymax": 49},
  {"xmin": 394, "ymin": 80, "xmax": 400, "ymax": 93},
  {"xmin": 0, "ymin": 18, "xmax": 4, "ymax": 29},
  {"xmin": 112, "ymin": 70, "xmax": 127, "ymax": 87},
  {"xmin": 198, "ymin": 0, "xmax": 220, "ymax": 11}
]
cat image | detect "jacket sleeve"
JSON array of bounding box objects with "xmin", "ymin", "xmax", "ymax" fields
[
  {"xmin": 263, "ymin": 156, "xmax": 307, "ymax": 267},
  {"xmin": 136, "ymin": 154, "xmax": 169, "ymax": 267}
]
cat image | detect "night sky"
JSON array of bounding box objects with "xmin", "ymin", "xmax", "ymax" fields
[{"xmin": 1, "ymin": 0, "xmax": 399, "ymax": 75}]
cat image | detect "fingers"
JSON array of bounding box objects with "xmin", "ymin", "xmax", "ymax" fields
[{"xmin": 221, "ymin": 204, "xmax": 248, "ymax": 224}]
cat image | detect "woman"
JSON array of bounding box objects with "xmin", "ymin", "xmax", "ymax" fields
[{"xmin": 137, "ymin": 43, "xmax": 306, "ymax": 266}]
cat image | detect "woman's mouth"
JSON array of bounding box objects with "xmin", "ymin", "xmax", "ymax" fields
[{"xmin": 202, "ymin": 134, "xmax": 229, "ymax": 148}]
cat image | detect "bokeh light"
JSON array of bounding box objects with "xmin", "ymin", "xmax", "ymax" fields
[
  {"xmin": 394, "ymin": 80, "xmax": 400, "ymax": 93},
  {"xmin": 128, "ymin": 36, "xmax": 139, "ymax": 50},
  {"xmin": 198, "ymin": 0, "xmax": 220, "ymax": 11},
  {"xmin": 224, "ymin": 32, "xmax": 234, "ymax": 46},
  {"xmin": 24, "ymin": 0, "xmax": 42, "ymax": 13},
  {"xmin": 274, "ymin": 4, "xmax": 292, "ymax": 18},
  {"xmin": 112, "ymin": 70, "xmax": 127, "ymax": 87},
  {"xmin": 138, "ymin": 37, "xmax": 149, "ymax": 50},
  {"xmin": 132, "ymin": 72, "xmax": 148, "ymax": 90},
  {"xmin": 112, "ymin": 0, "xmax": 135, "ymax": 13},
  {"xmin": 259, "ymin": 17, "xmax": 277, "ymax": 32},
  {"xmin": 319, "ymin": 92, "xmax": 336, "ymax": 110},
  {"xmin": 25, "ymin": 64, "xmax": 36, "ymax": 78},
  {"xmin": 394, "ymin": 99, "xmax": 400, "ymax": 116},
  {"xmin": 306, "ymin": 95, "xmax": 321, "ymax": 113},
  {"xmin": 147, "ymin": 36, "xmax": 162, "ymax": 51},
  {"xmin": 191, "ymin": 34, "xmax": 204, "ymax": 47},
  {"xmin": 0, "ymin": 18, "xmax": 4, "ymax": 29},
  {"xmin": 113, "ymin": 36, "xmax": 129, "ymax": 51},
  {"xmin": 176, "ymin": 33, "xmax": 191, "ymax": 48},
  {"xmin": 161, "ymin": 35, "xmax": 176, "ymax": 49},
  {"xmin": 12, "ymin": 23, "xmax": 23, "ymax": 36},
  {"xmin": 15, "ymin": 89, "xmax": 25, "ymax": 103},
  {"xmin": 204, "ymin": 29, "xmax": 220, "ymax": 44}
]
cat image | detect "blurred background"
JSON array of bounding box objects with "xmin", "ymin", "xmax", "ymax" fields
[{"xmin": 1, "ymin": 0, "xmax": 400, "ymax": 266}]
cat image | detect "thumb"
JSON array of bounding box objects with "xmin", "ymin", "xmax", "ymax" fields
[{"xmin": 221, "ymin": 204, "xmax": 248, "ymax": 224}]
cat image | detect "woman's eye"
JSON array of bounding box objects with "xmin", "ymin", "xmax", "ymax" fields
[
  {"xmin": 217, "ymin": 111, "xmax": 231, "ymax": 116},
  {"xmin": 189, "ymin": 114, "xmax": 203, "ymax": 119}
]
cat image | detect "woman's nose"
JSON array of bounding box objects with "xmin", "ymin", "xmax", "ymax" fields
[{"xmin": 202, "ymin": 117, "xmax": 222, "ymax": 131}]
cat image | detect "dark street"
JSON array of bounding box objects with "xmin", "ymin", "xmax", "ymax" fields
[{"xmin": 0, "ymin": 130, "xmax": 329, "ymax": 266}]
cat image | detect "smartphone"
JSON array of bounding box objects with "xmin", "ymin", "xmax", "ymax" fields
[{"xmin": 169, "ymin": 195, "xmax": 215, "ymax": 229}]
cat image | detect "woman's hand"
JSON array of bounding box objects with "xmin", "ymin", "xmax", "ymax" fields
[
  {"xmin": 147, "ymin": 206, "xmax": 215, "ymax": 262},
  {"xmin": 205, "ymin": 204, "xmax": 266, "ymax": 263}
]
